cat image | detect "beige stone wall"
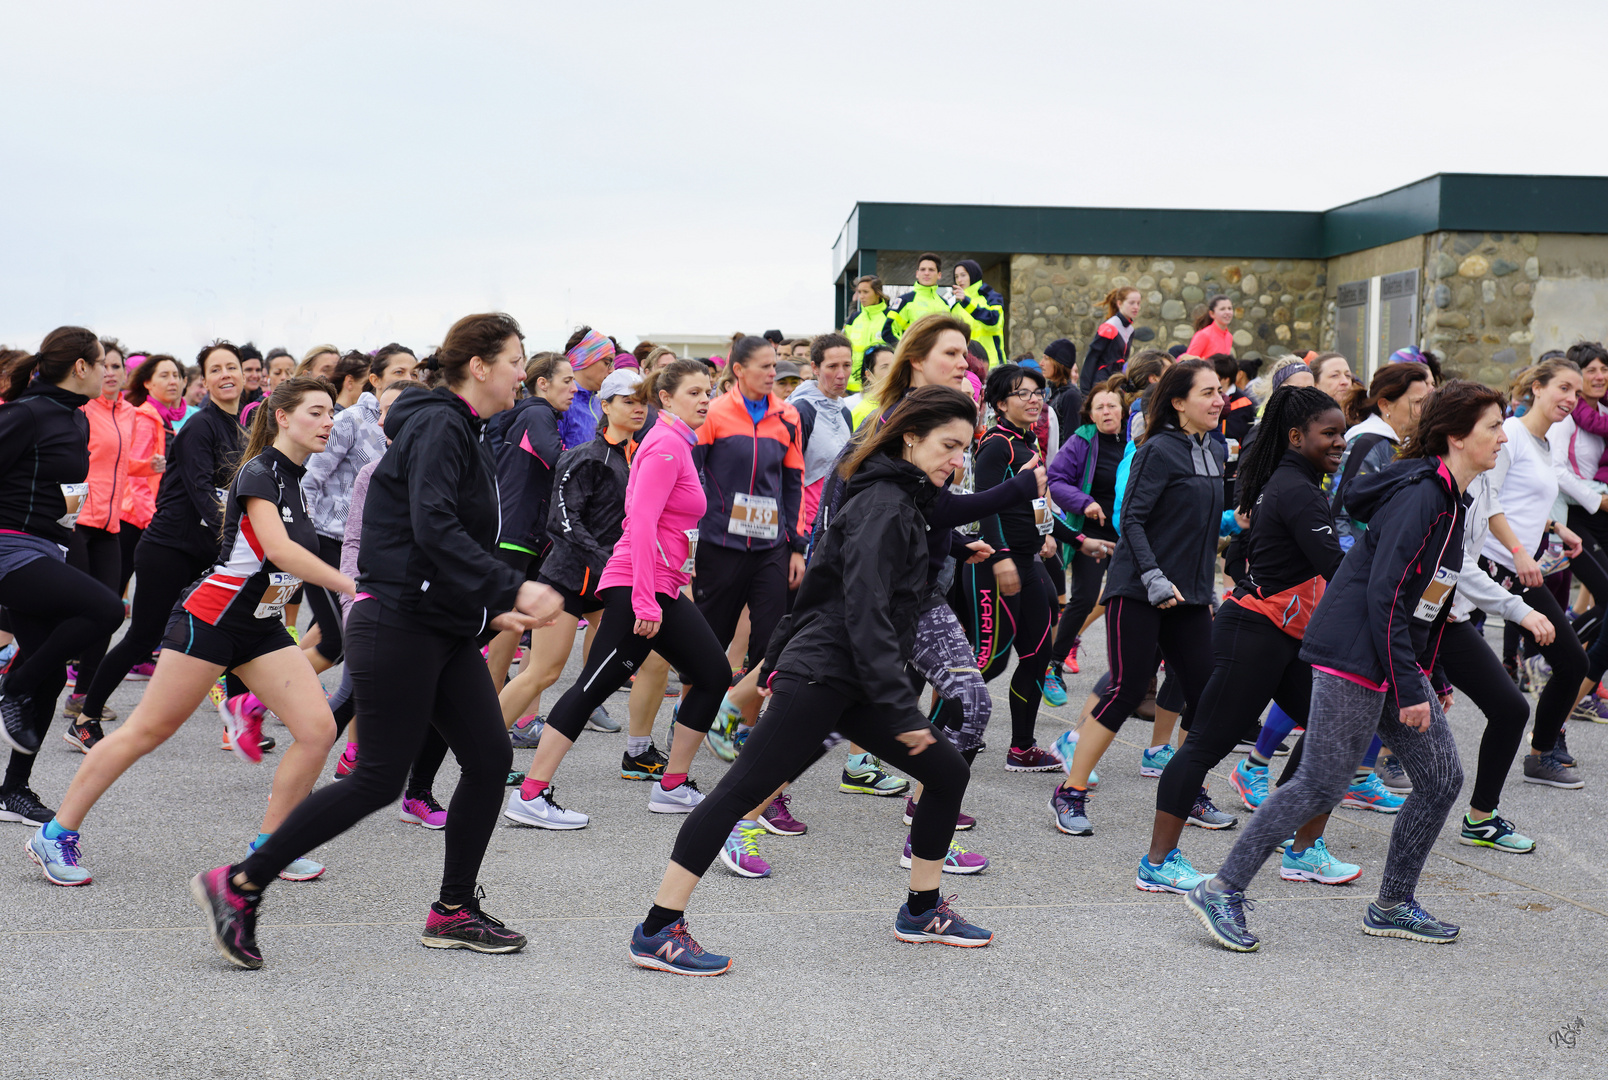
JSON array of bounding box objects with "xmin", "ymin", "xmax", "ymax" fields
[
  {"xmin": 1010, "ymin": 253, "xmax": 1327, "ymax": 362},
  {"xmin": 1423, "ymin": 231, "xmax": 1538, "ymax": 385}
]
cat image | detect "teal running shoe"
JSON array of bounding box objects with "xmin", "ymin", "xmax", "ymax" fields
[
  {"xmin": 1185, "ymin": 879, "xmax": 1259, "ymax": 952},
  {"xmin": 1363, "ymin": 899, "xmax": 1460, "ymax": 943},
  {"xmin": 1341, "ymin": 772, "xmax": 1405, "ymax": 814},
  {"xmin": 27, "ymin": 824, "xmax": 92, "ymax": 886},
  {"xmin": 1136, "ymin": 848, "xmax": 1207, "ymax": 894},
  {"xmin": 1041, "ymin": 666, "xmax": 1068, "ymax": 707},
  {"xmin": 1458, "ymin": 812, "xmax": 1535, "ymax": 853},
  {"xmin": 704, "ymin": 697, "xmax": 742, "ymax": 762},
  {"xmin": 1230, "ymin": 759, "xmax": 1269, "ymax": 810},
  {"xmin": 1050, "ymin": 729, "xmax": 1098, "ymax": 788},
  {"xmin": 1279, "ymin": 837, "xmax": 1361, "ymax": 884},
  {"xmin": 249, "ymin": 837, "xmax": 326, "ymax": 882},
  {"xmin": 1139, "ymin": 743, "xmax": 1176, "ymax": 778}
]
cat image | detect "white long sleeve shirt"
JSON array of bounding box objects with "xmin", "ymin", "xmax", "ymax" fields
[
  {"xmin": 1480, "ymin": 416, "xmax": 1595, "ymax": 572},
  {"xmin": 1452, "ymin": 471, "xmax": 1536, "ymax": 624}
]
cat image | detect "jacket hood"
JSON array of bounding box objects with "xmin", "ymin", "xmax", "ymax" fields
[
  {"xmin": 1344, "ymin": 456, "xmax": 1454, "ymax": 524},
  {"xmin": 788, "ymin": 380, "xmax": 838, "ymax": 409},
  {"xmin": 1345, "ymin": 413, "xmax": 1399, "ymax": 444},
  {"xmin": 844, "ymin": 451, "xmax": 936, "ymax": 510},
  {"xmin": 956, "ymin": 259, "xmax": 984, "ymax": 286},
  {"xmin": 384, "ymin": 384, "xmax": 482, "ymax": 441}
]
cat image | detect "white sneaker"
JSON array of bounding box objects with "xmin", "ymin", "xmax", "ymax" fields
[
  {"xmin": 648, "ymin": 778, "xmax": 705, "ymax": 814},
  {"xmin": 503, "ymin": 786, "xmax": 589, "ymax": 830}
]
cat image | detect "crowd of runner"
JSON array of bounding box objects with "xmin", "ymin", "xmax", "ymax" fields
[{"xmin": 2, "ymin": 253, "xmax": 1602, "ymax": 970}]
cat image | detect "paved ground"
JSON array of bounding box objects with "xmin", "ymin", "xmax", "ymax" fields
[{"xmin": 3, "ymin": 616, "xmax": 1607, "ymax": 1080}]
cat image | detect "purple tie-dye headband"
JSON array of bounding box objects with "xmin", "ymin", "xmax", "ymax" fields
[{"xmin": 565, "ymin": 330, "xmax": 616, "ymax": 371}]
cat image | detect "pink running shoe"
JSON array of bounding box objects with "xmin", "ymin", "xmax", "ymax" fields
[
  {"xmin": 758, "ymin": 791, "xmax": 807, "ymax": 836},
  {"xmin": 1005, "ymin": 745, "xmax": 1063, "ymax": 772},
  {"xmin": 903, "ymin": 796, "xmax": 976, "ymax": 831},
  {"xmin": 218, "ymin": 693, "xmax": 267, "ymax": 764},
  {"xmin": 400, "ymin": 791, "xmax": 448, "ymax": 829},
  {"xmin": 126, "ymin": 661, "xmax": 157, "ymax": 681},
  {"xmin": 190, "ymin": 866, "xmax": 264, "ymax": 969},
  {"xmin": 334, "ymin": 742, "xmax": 358, "ymax": 779}
]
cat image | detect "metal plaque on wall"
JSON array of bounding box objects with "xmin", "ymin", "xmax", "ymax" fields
[
  {"xmin": 1377, "ymin": 269, "xmax": 1419, "ymax": 363},
  {"xmin": 1336, "ymin": 279, "xmax": 1369, "ymax": 372}
]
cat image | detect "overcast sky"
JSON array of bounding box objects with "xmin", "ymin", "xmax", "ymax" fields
[{"xmin": 5, "ymin": 1, "xmax": 1607, "ymax": 358}]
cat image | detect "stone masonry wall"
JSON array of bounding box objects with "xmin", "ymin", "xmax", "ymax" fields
[
  {"xmin": 1423, "ymin": 230, "xmax": 1538, "ymax": 387},
  {"xmin": 1011, "ymin": 253, "xmax": 1328, "ymax": 364}
]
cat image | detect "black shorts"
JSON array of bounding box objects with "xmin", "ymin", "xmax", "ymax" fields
[
  {"xmin": 536, "ymin": 574, "xmax": 603, "ymax": 619},
  {"xmin": 497, "ymin": 546, "xmax": 546, "ymax": 582},
  {"xmin": 162, "ymin": 608, "xmax": 298, "ymax": 669}
]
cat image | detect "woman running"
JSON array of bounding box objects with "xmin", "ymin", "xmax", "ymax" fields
[
  {"xmin": 1051, "ymin": 359, "xmax": 1224, "ymax": 837},
  {"xmin": 1140, "ymin": 386, "xmax": 1350, "ymax": 893},
  {"xmin": 1047, "ymin": 376, "xmax": 1125, "ymax": 680},
  {"xmin": 1189, "ymin": 379, "xmax": 1503, "ymax": 951},
  {"xmin": 193, "ymin": 313, "xmax": 563, "ymax": 969},
  {"xmin": 629, "ymin": 385, "xmax": 991, "ymax": 975},
  {"xmin": 30, "ymin": 377, "xmax": 350, "ymax": 888},
  {"xmin": 1080, "ymin": 286, "xmax": 1140, "ymax": 392},
  {"xmin": 503, "ymin": 358, "xmax": 732, "ymax": 828},
  {"xmin": 0, "ymin": 329, "xmax": 124, "ymax": 829},
  {"xmin": 70, "ymin": 343, "xmax": 247, "ymax": 746}
]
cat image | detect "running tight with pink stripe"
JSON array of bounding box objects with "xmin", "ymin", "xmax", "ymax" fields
[{"xmin": 1088, "ymin": 595, "xmax": 1213, "ymax": 734}]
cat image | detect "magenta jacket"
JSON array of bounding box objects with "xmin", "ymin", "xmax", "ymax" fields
[{"xmin": 598, "ymin": 410, "xmax": 708, "ymax": 621}]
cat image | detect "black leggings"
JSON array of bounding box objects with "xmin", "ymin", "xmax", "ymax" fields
[
  {"xmin": 0, "ymin": 556, "xmax": 122, "ymax": 791},
  {"xmin": 117, "ymin": 522, "xmax": 142, "ymax": 596},
  {"xmin": 1052, "ymin": 549, "xmax": 1109, "ymax": 664},
  {"xmin": 66, "ymin": 523, "xmax": 122, "ymax": 692},
  {"xmin": 1156, "ymin": 601, "xmax": 1312, "ymax": 820},
  {"xmin": 301, "ymin": 534, "xmax": 345, "ymax": 663},
  {"xmin": 1513, "ymin": 578, "xmax": 1589, "ymax": 754},
  {"xmin": 236, "ymin": 600, "xmax": 512, "ymax": 905},
  {"xmin": 546, "ymin": 587, "xmax": 730, "ymax": 741},
  {"xmin": 81, "ymin": 540, "xmax": 212, "ymax": 719},
  {"xmin": 670, "ymin": 671, "xmax": 970, "ymax": 874},
  {"xmin": 1437, "ymin": 619, "xmax": 1531, "ymax": 813},
  {"xmin": 1090, "ymin": 596, "xmax": 1214, "ymax": 734}
]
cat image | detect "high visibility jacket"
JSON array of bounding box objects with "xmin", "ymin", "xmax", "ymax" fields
[
  {"xmin": 953, "ymin": 283, "xmax": 1006, "ymax": 366},
  {"xmin": 884, "ymin": 283, "xmax": 953, "ymax": 341},
  {"xmin": 843, "ymin": 301, "xmax": 891, "ymax": 392}
]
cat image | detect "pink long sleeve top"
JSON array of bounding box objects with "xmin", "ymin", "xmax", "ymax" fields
[{"xmin": 597, "ymin": 410, "xmax": 708, "ymax": 621}]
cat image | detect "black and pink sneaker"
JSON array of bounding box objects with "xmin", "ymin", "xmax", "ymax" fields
[
  {"xmin": 190, "ymin": 866, "xmax": 263, "ymax": 969},
  {"xmin": 420, "ymin": 895, "xmax": 527, "ymax": 953}
]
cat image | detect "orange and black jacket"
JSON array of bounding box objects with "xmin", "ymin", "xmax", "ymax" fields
[{"xmin": 695, "ymin": 386, "xmax": 807, "ymax": 554}]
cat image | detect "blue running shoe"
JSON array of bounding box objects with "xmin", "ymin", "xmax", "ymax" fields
[
  {"xmin": 1185, "ymin": 879, "xmax": 1259, "ymax": 952},
  {"xmin": 1341, "ymin": 773, "xmax": 1405, "ymax": 814},
  {"xmin": 704, "ymin": 697, "xmax": 742, "ymax": 762},
  {"xmin": 1231, "ymin": 759, "xmax": 1269, "ymax": 810},
  {"xmin": 1186, "ymin": 789, "xmax": 1237, "ymax": 829},
  {"xmin": 894, "ymin": 895, "xmax": 994, "ymax": 947},
  {"xmin": 509, "ymin": 715, "xmax": 545, "ymax": 749},
  {"xmin": 248, "ymin": 838, "xmax": 326, "ymax": 882},
  {"xmin": 629, "ymin": 917, "xmax": 732, "ymax": 975},
  {"xmin": 27, "ymin": 824, "xmax": 92, "ymax": 886},
  {"xmin": 1139, "ymin": 743, "xmax": 1176, "ymax": 778},
  {"xmin": 1362, "ymin": 899, "xmax": 1460, "ymax": 943},
  {"xmin": 1049, "ymin": 784, "xmax": 1092, "ymax": 835},
  {"xmin": 1136, "ymin": 848, "xmax": 1207, "ymax": 894},
  {"xmin": 1279, "ymin": 837, "xmax": 1361, "ymax": 885},
  {"xmin": 1041, "ymin": 667, "xmax": 1068, "ymax": 708}
]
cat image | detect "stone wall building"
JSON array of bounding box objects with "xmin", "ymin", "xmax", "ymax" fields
[{"xmin": 831, "ymin": 175, "xmax": 1608, "ymax": 387}]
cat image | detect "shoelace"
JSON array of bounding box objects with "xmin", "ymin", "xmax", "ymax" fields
[
  {"xmin": 1208, "ymin": 889, "xmax": 1255, "ymax": 926},
  {"xmin": 667, "ymin": 921, "xmax": 706, "ymax": 956},
  {"xmin": 419, "ymin": 791, "xmax": 446, "ymax": 814},
  {"xmin": 56, "ymin": 834, "xmax": 84, "ymax": 866},
  {"xmin": 947, "ymin": 840, "xmax": 975, "ymax": 860},
  {"xmin": 734, "ymin": 825, "xmax": 763, "ymax": 855},
  {"xmin": 1393, "ymin": 900, "xmax": 1438, "ymax": 930},
  {"xmin": 1060, "ymin": 787, "xmax": 1088, "ymax": 810}
]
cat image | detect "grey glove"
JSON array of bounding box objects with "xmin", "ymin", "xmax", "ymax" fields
[{"xmin": 1141, "ymin": 568, "xmax": 1177, "ymax": 606}]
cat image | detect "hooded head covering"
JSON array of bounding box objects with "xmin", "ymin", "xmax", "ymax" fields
[{"xmin": 955, "ymin": 259, "xmax": 984, "ymax": 288}]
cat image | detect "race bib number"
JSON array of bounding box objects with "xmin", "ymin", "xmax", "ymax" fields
[
  {"xmin": 680, "ymin": 528, "xmax": 700, "ymax": 574},
  {"xmin": 953, "ymin": 451, "xmax": 980, "ymax": 537},
  {"xmin": 1031, "ymin": 497, "xmax": 1053, "ymax": 536},
  {"xmin": 727, "ymin": 493, "xmax": 779, "ymax": 540},
  {"xmin": 1226, "ymin": 438, "xmax": 1241, "ymax": 463},
  {"xmin": 253, "ymin": 572, "xmax": 301, "ymax": 619},
  {"xmin": 1413, "ymin": 566, "xmax": 1458, "ymax": 621},
  {"xmin": 59, "ymin": 483, "xmax": 87, "ymax": 528}
]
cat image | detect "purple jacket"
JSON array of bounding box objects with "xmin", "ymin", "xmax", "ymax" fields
[{"xmin": 1048, "ymin": 422, "xmax": 1110, "ymax": 526}]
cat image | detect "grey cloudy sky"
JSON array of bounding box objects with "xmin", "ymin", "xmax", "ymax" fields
[{"xmin": 5, "ymin": 0, "xmax": 1607, "ymax": 357}]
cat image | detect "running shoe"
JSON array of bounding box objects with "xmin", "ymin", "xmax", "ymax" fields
[
  {"xmin": 421, "ymin": 894, "xmax": 527, "ymax": 953},
  {"xmin": 1231, "ymin": 759, "xmax": 1268, "ymax": 810},
  {"xmin": 731, "ymin": 726, "xmax": 750, "ymax": 754},
  {"xmin": 1280, "ymin": 837, "xmax": 1361, "ymax": 884},
  {"xmin": 586, "ymin": 705, "xmax": 622, "ymax": 733},
  {"xmin": 1374, "ymin": 753, "xmax": 1413, "ymax": 793},
  {"xmin": 1341, "ymin": 772, "xmax": 1405, "ymax": 812},
  {"xmin": 1049, "ymin": 784, "xmax": 1092, "ymax": 835},
  {"xmin": 218, "ymin": 693, "xmax": 267, "ymax": 764},
  {"xmin": 1048, "ymin": 728, "xmax": 1100, "ymax": 787},
  {"xmin": 758, "ymin": 791, "xmax": 807, "ymax": 835},
  {"xmin": 207, "ymin": 677, "xmax": 227, "ymax": 708},
  {"xmin": 903, "ymin": 796, "xmax": 975, "ymax": 831},
  {"xmin": 1066, "ymin": 637, "xmax": 1080, "ymax": 675},
  {"xmin": 893, "ymin": 895, "xmax": 994, "ymax": 947},
  {"xmin": 247, "ymin": 838, "xmax": 326, "ymax": 882},
  {"xmin": 1041, "ymin": 667, "xmax": 1068, "ymax": 707},
  {"xmin": 648, "ymin": 777, "xmax": 705, "ymax": 814},
  {"xmin": 621, "ymin": 743, "xmax": 668, "ymax": 781},
  {"xmin": 1362, "ymin": 899, "xmax": 1460, "ymax": 943},
  {"xmin": 333, "ymin": 742, "xmax": 358, "ymax": 778},
  {"xmin": 841, "ymin": 753, "xmax": 909, "ymax": 796},
  {"xmin": 1521, "ymin": 653, "xmax": 1551, "ymax": 690},
  {"xmin": 1522, "ymin": 751, "xmax": 1584, "ymax": 788},
  {"xmin": 509, "ymin": 715, "xmax": 545, "ymax": 748},
  {"xmin": 28, "ymin": 822, "xmax": 90, "ymax": 885},
  {"xmin": 1185, "ymin": 879, "xmax": 1258, "ymax": 952},
  {"xmin": 220, "ymin": 728, "xmax": 276, "ymax": 755},
  {"xmin": 401, "ymin": 791, "xmax": 451, "ymax": 829},
  {"xmin": 63, "ymin": 719, "xmax": 104, "ymax": 754},
  {"xmin": 62, "ymin": 696, "xmax": 116, "ymax": 722},
  {"xmin": 502, "ymin": 786, "xmax": 585, "ymax": 829},
  {"xmin": 900, "ymin": 835, "xmax": 988, "ymax": 875},
  {"xmin": 718, "ymin": 821, "xmax": 770, "ymax": 878},
  {"xmin": 1552, "ymin": 728, "xmax": 1576, "ymax": 767},
  {"xmin": 0, "ymin": 681, "xmax": 38, "ymax": 755},
  {"xmin": 1, "ymin": 787, "xmax": 56, "ymax": 827},
  {"xmin": 1459, "ymin": 812, "xmax": 1535, "ymax": 853},
  {"xmin": 506, "ymin": 771, "xmax": 526, "ymax": 787},
  {"xmin": 1136, "ymin": 848, "xmax": 1208, "ymax": 894},
  {"xmin": 704, "ymin": 697, "xmax": 742, "ymax": 762},
  {"xmin": 125, "ymin": 660, "xmax": 156, "ymax": 681},
  {"xmin": 1186, "ymin": 789, "xmax": 1237, "ymax": 829},
  {"xmin": 190, "ymin": 866, "xmax": 262, "ymax": 968},
  {"xmin": 629, "ymin": 917, "xmax": 732, "ymax": 975},
  {"xmin": 1006, "ymin": 744, "xmax": 1062, "ymax": 772},
  {"xmin": 1570, "ymin": 695, "xmax": 1608, "ymax": 724},
  {"xmin": 1139, "ymin": 743, "xmax": 1176, "ymax": 778}
]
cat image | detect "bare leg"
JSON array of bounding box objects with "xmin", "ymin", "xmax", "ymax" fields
[
  {"xmin": 485, "ymin": 627, "xmax": 522, "ymax": 693},
  {"xmin": 236, "ymin": 647, "xmax": 338, "ymax": 833},
  {"xmin": 1063, "ymin": 722, "xmax": 1116, "ymax": 789},
  {"xmin": 498, "ymin": 613, "xmax": 581, "ymax": 727},
  {"xmin": 629, "ymin": 652, "xmax": 671, "ymax": 739}
]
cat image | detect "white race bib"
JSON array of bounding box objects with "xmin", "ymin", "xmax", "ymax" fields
[
  {"xmin": 727, "ymin": 493, "xmax": 779, "ymax": 540},
  {"xmin": 680, "ymin": 529, "xmax": 700, "ymax": 574},
  {"xmin": 253, "ymin": 571, "xmax": 301, "ymax": 619},
  {"xmin": 1031, "ymin": 497, "xmax": 1053, "ymax": 536},
  {"xmin": 1413, "ymin": 566, "xmax": 1458, "ymax": 621}
]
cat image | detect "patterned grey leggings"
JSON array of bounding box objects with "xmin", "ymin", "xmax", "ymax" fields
[
  {"xmin": 1215, "ymin": 669, "xmax": 1464, "ymax": 907},
  {"xmin": 911, "ymin": 603, "xmax": 993, "ymax": 754}
]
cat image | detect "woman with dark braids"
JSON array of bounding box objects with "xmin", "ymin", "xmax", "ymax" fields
[{"xmin": 1137, "ymin": 386, "xmax": 1351, "ymax": 894}]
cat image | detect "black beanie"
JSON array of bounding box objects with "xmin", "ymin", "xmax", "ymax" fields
[{"xmin": 1043, "ymin": 338, "xmax": 1077, "ymax": 368}]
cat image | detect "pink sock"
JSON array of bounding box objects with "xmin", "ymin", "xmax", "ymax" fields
[
  {"xmin": 661, "ymin": 773, "xmax": 688, "ymax": 790},
  {"xmin": 520, "ymin": 777, "xmax": 549, "ymax": 801}
]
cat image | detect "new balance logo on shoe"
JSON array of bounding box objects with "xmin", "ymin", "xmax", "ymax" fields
[
  {"xmin": 655, "ymin": 941, "xmax": 684, "ymax": 963},
  {"xmin": 923, "ymin": 916, "xmax": 952, "ymax": 934}
]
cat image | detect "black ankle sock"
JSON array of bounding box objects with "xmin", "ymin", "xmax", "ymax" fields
[
  {"xmin": 907, "ymin": 888, "xmax": 940, "ymax": 915},
  {"xmin": 643, "ymin": 903, "xmax": 683, "ymax": 937}
]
